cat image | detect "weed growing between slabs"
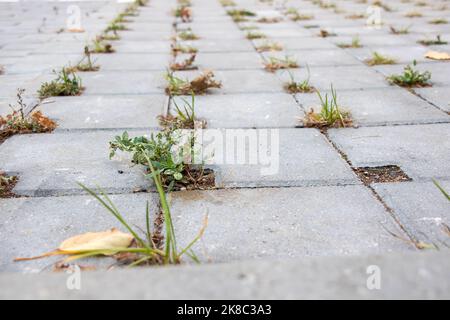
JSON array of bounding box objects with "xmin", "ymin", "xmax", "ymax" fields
[
  {"xmin": 0, "ymin": 89, "xmax": 57, "ymax": 144},
  {"xmin": 170, "ymin": 54, "xmax": 197, "ymax": 71},
  {"xmin": 417, "ymin": 35, "xmax": 448, "ymax": 46},
  {"xmin": 302, "ymin": 85, "xmax": 352, "ymax": 128},
  {"xmin": 365, "ymin": 52, "xmax": 397, "ymax": 66},
  {"xmin": 284, "ymin": 68, "xmax": 315, "ymax": 94},
  {"xmin": 337, "ymin": 37, "xmax": 362, "ymax": 49},
  {"xmin": 264, "ymin": 56, "xmax": 299, "ymax": 72},
  {"xmin": 0, "ymin": 172, "xmax": 17, "ymax": 198},
  {"xmin": 171, "ymin": 44, "xmax": 198, "ymax": 56},
  {"xmin": 256, "ymin": 40, "xmax": 283, "ymax": 52},
  {"xmin": 285, "ymin": 8, "xmax": 313, "ymax": 21},
  {"xmin": 387, "ymin": 61, "xmax": 432, "ymax": 88},
  {"xmin": 38, "ymin": 69, "xmax": 84, "ymax": 99},
  {"xmin": 65, "ymin": 46, "xmax": 100, "ymax": 72},
  {"xmin": 165, "ymin": 71, "xmax": 222, "ymax": 95},
  {"xmin": 246, "ymin": 31, "xmax": 266, "ymax": 39},
  {"xmin": 90, "ymin": 38, "xmax": 115, "ymax": 54},
  {"xmin": 389, "ymin": 26, "xmax": 410, "ymax": 35}
]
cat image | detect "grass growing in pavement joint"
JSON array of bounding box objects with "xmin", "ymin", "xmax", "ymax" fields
[
  {"xmin": 72, "ymin": 178, "xmax": 208, "ymax": 266},
  {"xmin": 264, "ymin": 56, "xmax": 299, "ymax": 72},
  {"xmin": 246, "ymin": 31, "xmax": 266, "ymax": 39},
  {"xmin": 337, "ymin": 36, "xmax": 362, "ymax": 48},
  {"xmin": 372, "ymin": 1, "xmax": 393, "ymax": 12},
  {"xmin": 176, "ymin": 29, "xmax": 199, "ymax": 41},
  {"xmin": 417, "ymin": 35, "xmax": 448, "ymax": 46},
  {"xmin": 135, "ymin": 0, "xmax": 148, "ymax": 6},
  {"xmin": 256, "ymin": 40, "xmax": 283, "ymax": 52},
  {"xmin": 365, "ymin": 51, "xmax": 397, "ymax": 66},
  {"xmin": 159, "ymin": 94, "xmax": 205, "ymax": 130},
  {"xmin": 38, "ymin": 69, "xmax": 84, "ymax": 99},
  {"xmin": 220, "ymin": 0, "xmax": 236, "ymax": 6},
  {"xmin": 239, "ymin": 25, "xmax": 259, "ymax": 31},
  {"xmin": 318, "ymin": 29, "xmax": 337, "ymax": 37},
  {"xmin": 65, "ymin": 46, "xmax": 100, "ymax": 72},
  {"xmin": 165, "ymin": 70, "xmax": 222, "ymax": 96},
  {"xmin": 345, "ymin": 13, "xmax": 365, "ymax": 19},
  {"xmin": 285, "ymin": 8, "xmax": 313, "ymax": 21},
  {"xmin": 0, "ymin": 65, "xmax": 3, "ymax": 75},
  {"xmin": 387, "ymin": 60, "xmax": 432, "ymax": 88},
  {"xmin": 429, "ymin": 18, "xmax": 448, "ymax": 24},
  {"xmin": 105, "ymin": 21, "xmax": 128, "ymax": 33},
  {"xmin": 174, "ymin": 5, "xmax": 192, "ymax": 22},
  {"xmin": 1, "ymin": 89, "xmax": 57, "ymax": 143},
  {"xmin": 171, "ymin": 44, "xmax": 198, "ymax": 56},
  {"xmin": 170, "ymin": 54, "xmax": 197, "ymax": 71},
  {"xmin": 100, "ymin": 30, "xmax": 120, "ymax": 41},
  {"xmin": 90, "ymin": 38, "xmax": 115, "ymax": 53},
  {"xmin": 405, "ymin": 11, "xmax": 422, "ymax": 18},
  {"xmin": 390, "ymin": 25, "xmax": 410, "ymax": 34},
  {"xmin": 284, "ymin": 67, "xmax": 315, "ymax": 94},
  {"xmin": 257, "ymin": 17, "xmax": 282, "ymax": 24},
  {"xmin": 0, "ymin": 172, "xmax": 17, "ymax": 198},
  {"xmin": 227, "ymin": 9, "xmax": 256, "ymax": 22},
  {"xmin": 302, "ymin": 85, "xmax": 352, "ymax": 128}
]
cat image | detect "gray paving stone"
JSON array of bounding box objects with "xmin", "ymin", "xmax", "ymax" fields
[
  {"xmin": 211, "ymin": 128, "xmax": 358, "ymax": 187},
  {"xmin": 0, "ymin": 193, "xmax": 158, "ymax": 272},
  {"xmin": 91, "ymin": 53, "xmax": 171, "ymax": 71},
  {"xmin": 38, "ymin": 95, "xmax": 167, "ymax": 129},
  {"xmin": 296, "ymin": 87, "xmax": 449, "ymax": 126},
  {"xmin": 170, "ymin": 186, "xmax": 410, "ymax": 262},
  {"xmin": 113, "ymin": 41, "xmax": 171, "ymax": 54},
  {"xmin": 79, "ymin": 71, "xmax": 165, "ymax": 95},
  {"xmin": 174, "ymin": 69, "xmax": 283, "ymax": 94},
  {"xmin": 328, "ymin": 123, "xmax": 450, "ymax": 180},
  {"xmin": 171, "ymin": 93, "xmax": 299, "ymax": 128},
  {"xmin": 176, "ymin": 52, "xmax": 262, "ymax": 70},
  {"xmin": 2, "ymin": 251, "xmax": 450, "ymax": 299},
  {"xmin": 415, "ymin": 87, "xmax": 450, "ymax": 113},
  {"xmin": 373, "ymin": 181, "xmax": 450, "ymax": 248},
  {"xmin": 0, "ymin": 130, "xmax": 151, "ymax": 196},
  {"xmin": 182, "ymin": 39, "xmax": 255, "ymax": 53}
]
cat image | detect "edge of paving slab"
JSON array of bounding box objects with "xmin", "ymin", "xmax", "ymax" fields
[{"xmin": 1, "ymin": 251, "xmax": 449, "ymax": 300}]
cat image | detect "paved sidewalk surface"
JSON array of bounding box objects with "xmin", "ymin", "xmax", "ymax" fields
[{"xmin": 0, "ymin": 0, "xmax": 449, "ymax": 299}]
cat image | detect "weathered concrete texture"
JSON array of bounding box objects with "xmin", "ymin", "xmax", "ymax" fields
[
  {"xmin": 253, "ymin": 36, "xmax": 337, "ymax": 50},
  {"xmin": 276, "ymin": 65, "xmax": 390, "ymax": 91},
  {"xmin": 328, "ymin": 123, "xmax": 450, "ymax": 180},
  {"xmin": 211, "ymin": 128, "xmax": 358, "ymax": 187},
  {"xmin": 171, "ymin": 93, "xmax": 299, "ymax": 128},
  {"xmin": 0, "ymin": 193, "xmax": 158, "ymax": 272},
  {"xmin": 0, "ymin": 130, "xmax": 152, "ymax": 196},
  {"xmin": 38, "ymin": 95, "xmax": 167, "ymax": 129},
  {"xmin": 415, "ymin": 87, "xmax": 450, "ymax": 113},
  {"xmin": 170, "ymin": 186, "xmax": 411, "ymax": 263},
  {"xmin": 3, "ymin": 54, "xmax": 82, "ymax": 74},
  {"xmin": 91, "ymin": 53, "xmax": 172, "ymax": 71},
  {"xmin": 2, "ymin": 251, "xmax": 450, "ymax": 299},
  {"xmin": 80, "ymin": 71, "xmax": 165, "ymax": 95},
  {"xmin": 180, "ymin": 39, "xmax": 255, "ymax": 53},
  {"xmin": 373, "ymin": 181, "xmax": 450, "ymax": 249},
  {"xmin": 296, "ymin": 87, "xmax": 450, "ymax": 126}
]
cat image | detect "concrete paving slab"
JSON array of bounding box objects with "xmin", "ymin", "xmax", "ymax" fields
[
  {"xmin": 211, "ymin": 128, "xmax": 358, "ymax": 187},
  {"xmin": 171, "ymin": 93, "xmax": 299, "ymax": 128},
  {"xmin": 373, "ymin": 181, "xmax": 450, "ymax": 248},
  {"xmin": 328, "ymin": 123, "xmax": 450, "ymax": 180},
  {"xmin": 0, "ymin": 130, "xmax": 152, "ymax": 196},
  {"xmin": 415, "ymin": 87, "xmax": 450, "ymax": 113},
  {"xmin": 0, "ymin": 193, "xmax": 158, "ymax": 272},
  {"xmin": 2, "ymin": 251, "xmax": 450, "ymax": 299},
  {"xmin": 91, "ymin": 53, "xmax": 171, "ymax": 71},
  {"xmin": 38, "ymin": 95, "xmax": 167, "ymax": 129},
  {"xmin": 170, "ymin": 186, "xmax": 410, "ymax": 262},
  {"xmin": 176, "ymin": 52, "xmax": 262, "ymax": 70},
  {"xmin": 296, "ymin": 87, "xmax": 450, "ymax": 126}
]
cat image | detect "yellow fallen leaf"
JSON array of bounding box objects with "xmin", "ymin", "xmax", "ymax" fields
[
  {"xmin": 425, "ymin": 50, "xmax": 450, "ymax": 60},
  {"xmin": 14, "ymin": 228, "xmax": 134, "ymax": 261},
  {"xmin": 59, "ymin": 228, "xmax": 133, "ymax": 254}
]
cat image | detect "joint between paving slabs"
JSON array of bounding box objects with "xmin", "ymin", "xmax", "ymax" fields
[{"xmin": 320, "ymin": 129, "xmax": 423, "ymax": 250}]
